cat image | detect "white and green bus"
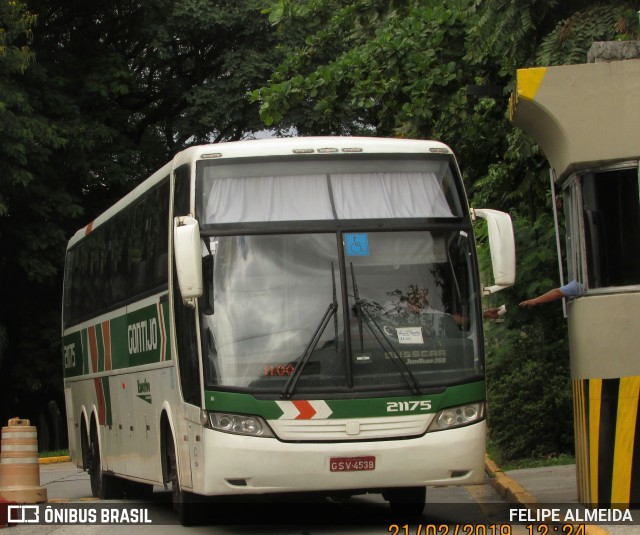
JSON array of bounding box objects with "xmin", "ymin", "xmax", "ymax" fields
[{"xmin": 62, "ymin": 137, "xmax": 515, "ymax": 523}]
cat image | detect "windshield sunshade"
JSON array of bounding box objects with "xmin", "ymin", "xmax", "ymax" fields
[{"xmin": 197, "ymin": 158, "xmax": 462, "ymax": 224}]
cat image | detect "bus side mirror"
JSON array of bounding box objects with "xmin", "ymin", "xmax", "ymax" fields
[
  {"xmin": 472, "ymin": 208, "xmax": 516, "ymax": 294},
  {"xmin": 174, "ymin": 215, "xmax": 203, "ymax": 307}
]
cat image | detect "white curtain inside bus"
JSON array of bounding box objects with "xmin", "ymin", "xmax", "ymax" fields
[{"xmin": 199, "ymin": 158, "xmax": 460, "ymax": 224}]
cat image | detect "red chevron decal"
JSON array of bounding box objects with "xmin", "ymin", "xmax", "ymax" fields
[
  {"xmin": 88, "ymin": 325, "xmax": 99, "ymax": 373},
  {"xmin": 293, "ymin": 400, "xmax": 317, "ymax": 420}
]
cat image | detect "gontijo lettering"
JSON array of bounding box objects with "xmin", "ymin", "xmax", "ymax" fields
[{"xmin": 127, "ymin": 318, "xmax": 158, "ymax": 354}]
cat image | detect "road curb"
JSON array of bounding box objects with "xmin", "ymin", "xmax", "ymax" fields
[
  {"xmin": 485, "ymin": 455, "xmax": 610, "ymax": 535},
  {"xmin": 39, "ymin": 456, "xmax": 71, "ymax": 464},
  {"xmin": 485, "ymin": 455, "xmax": 538, "ymax": 506}
]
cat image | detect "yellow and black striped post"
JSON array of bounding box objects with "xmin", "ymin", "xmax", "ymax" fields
[{"xmin": 573, "ymin": 377, "xmax": 640, "ymax": 506}]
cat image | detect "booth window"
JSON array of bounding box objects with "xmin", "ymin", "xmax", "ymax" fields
[{"xmin": 564, "ymin": 166, "xmax": 640, "ymax": 290}]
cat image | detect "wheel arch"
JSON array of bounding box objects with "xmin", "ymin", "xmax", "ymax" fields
[
  {"xmin": 159, "ymin": 403, "xmax": 177, "ymax": 485},
  {"xmin": 79, "ymin": 405, "xmax": 98, "ymax": 468},
  {"xmin": 79, "ymin": 411, "xmax": 89, "ymax": 469}
]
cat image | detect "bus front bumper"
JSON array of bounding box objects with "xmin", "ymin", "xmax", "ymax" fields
[{"xmin": 192, "ymin": 420, "xmax": 486, "ymax": 496}]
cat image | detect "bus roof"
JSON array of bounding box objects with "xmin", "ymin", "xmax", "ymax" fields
[{"xmin": 67, "ymin": 137, "xmax": 453, "ymax": 249}]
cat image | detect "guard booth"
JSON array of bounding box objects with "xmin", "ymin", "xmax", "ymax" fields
[{"xmin": 510, "ymin": 50, "xmax": 640, "ymax": 507}]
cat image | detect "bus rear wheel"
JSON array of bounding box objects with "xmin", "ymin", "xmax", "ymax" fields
[
  {"xmin": 87, "ymin": 422, "xmax": 125, "ymax": 499},
  {"xmin": 384, "ymin": 486, "xmax": 426, "ymax": 518}
]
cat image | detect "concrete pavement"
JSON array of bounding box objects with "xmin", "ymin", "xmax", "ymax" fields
[
  {"xmin": 21, "ymin": 454, "xmax": 640, "ymax": 533},
  {"xmin": 485, "ymin": 457, "xmax": 638, "ymax": 535}
]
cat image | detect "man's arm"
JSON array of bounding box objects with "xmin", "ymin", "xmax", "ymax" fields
[{"xmin": 519, "ymin": 288, "xmax": 564, "ymax": 308}]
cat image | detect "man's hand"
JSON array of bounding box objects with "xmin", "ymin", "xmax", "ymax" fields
[{"xmin": 483, "ymin": 308, "xmax": 501, "ymax": 319}]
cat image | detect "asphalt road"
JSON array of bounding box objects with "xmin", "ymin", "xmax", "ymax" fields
[{"xmin": 3, "ymin": 462, "xmax": 529, "ymax": 534}]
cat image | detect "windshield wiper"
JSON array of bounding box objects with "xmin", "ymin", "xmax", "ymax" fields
[
  {"xmin": 350, "ymin": 264, "xmax": 422, "ymax": 395},
  {"xmin": 281, "ymin": 264, "xmax": 338, "ymax": 399}
]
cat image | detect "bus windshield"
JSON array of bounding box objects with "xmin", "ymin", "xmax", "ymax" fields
[{"xmin": 200, "ymin": 230, "xmax": 480, "ymax": 395}]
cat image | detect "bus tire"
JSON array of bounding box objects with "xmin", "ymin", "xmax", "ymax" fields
[
  {"xmin": 384, "ymin": 486, "xmax": 426, "ymax": 518},
  {"xmin": 88, "ymin": 421, "xmax": 125, "ymax": 500},
  {"xmin": 166, "ymin": 432, "xmax": 203, "ymax": 526},
  {"xmin": 80, "ymin": 418, "xmax": 89, "ymax": 471}
]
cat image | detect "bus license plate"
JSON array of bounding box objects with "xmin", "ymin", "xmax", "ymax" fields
[{"xmin": 330, "ymin": 456, "xmax": 376, "ymax": 472}]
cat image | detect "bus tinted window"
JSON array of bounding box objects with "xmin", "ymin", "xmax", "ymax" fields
[{"xmin": 63, "ymin": 180, "xmax": 170, "ymax": 327}]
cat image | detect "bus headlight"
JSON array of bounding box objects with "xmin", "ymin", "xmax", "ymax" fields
[
  {"xmin": 207, "ymin": 412, "xmax": 275, "ymax": 438},
  {"xmin": 427, "ymin": 403, "xmax": 485, "ymax": 432}
]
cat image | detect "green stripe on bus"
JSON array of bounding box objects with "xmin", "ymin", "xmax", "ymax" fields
[
  {"xmin": 110, "ymin": 314, "xmax": 129, "ymax": 369},
  {"xmin": 63, "ymin": 300, "xmax": 172, "ymax": 378},
  {"xmin": 81, "ymin": 329, "xmax": 89, "ymax": 375},
  {"xmin": 96, "ymin": 323, "xmax": 105, "ymax": 372},
  {"xmin": 204, "ymin": 381, "xmax": 485, "ymax": 419}
]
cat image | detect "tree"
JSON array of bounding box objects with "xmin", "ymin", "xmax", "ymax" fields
[
  {"xmin": 0, "ymin": 0, "xmax": 35, "ymax": 377},
  {"xmin": 469, "ymin": 0, "xmax": 639, "ymax": 460},
  {"xmin": 253, "ymin": 0, "xmax": 640, "ymax": 460},
  {"xmin": 253, "ymin": 1, "xmax": 472, "ymax": 139},
  {"xmin": 0, "ymin": 0, "xmax": 283, "ymax": 437},
  {"xmin": 0, "ymin": 0, "xmax": 73, "ymax": 432}
]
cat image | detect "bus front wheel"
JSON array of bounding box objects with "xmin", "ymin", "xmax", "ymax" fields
[{"xmin": 166, "ymin": 433, "xmax": 203, "ymax": 526}]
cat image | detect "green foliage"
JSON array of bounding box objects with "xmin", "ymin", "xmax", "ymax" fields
[
  {"xmin": 465, "ymin": 0, "xmax": 564, "ymax": 75},
  {"xmin": 480, "ymin": 213, "xmax": 574, "ymax": 460},
  {"xmin": 39, "ymin": 449, "xmax": 69, "ymax": 458},
  {"xmin": 0, "ymin": 0, "xmax": 284, "ymax": 436},
  {"xmin": 252, "ymin": 0, "xmax": 471, "ymax": 137},
  {"xmin": 537, "ymin": 4, "xmax": 640, "ymax": 65},
  {"xmin": 0, "ymin": 0, "xmax": 38, "ymax": 215},
  {"xmin": 486, "ymin": 347, "xmax": 573, "ymax": 460},
  {"xmin": 0, "ymin": 0, "xmax": 36, "ymax": 74},
  {"xmin": 467, "ymin": 1, "xmax": 638, "ymax": 461},
  {"xmin": 487, "ymin": 442, "xmax": 574, "ymax": 471}
]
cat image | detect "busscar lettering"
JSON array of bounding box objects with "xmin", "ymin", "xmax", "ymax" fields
[
  {"xmin": 127, "ymin": 318, "xmax": 158, "ymax": 355},
  {"xmin": 385, "ymin": 349, "xmax": 447, "ymax": 365}
]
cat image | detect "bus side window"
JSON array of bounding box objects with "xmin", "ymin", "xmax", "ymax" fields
[
  {"xmin": 173, "ymin": 164, "xmax": 201, "ymax": 406},
  {"xmin": 128, "ymin": 182, "xmax": 170, "ymax": 295}
]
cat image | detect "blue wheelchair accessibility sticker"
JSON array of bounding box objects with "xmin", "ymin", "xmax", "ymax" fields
[{"xmin": 345, "ymin": 233, "xmax": 369, "ymax": 256}]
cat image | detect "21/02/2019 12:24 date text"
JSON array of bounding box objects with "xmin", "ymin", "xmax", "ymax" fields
[{"xmin": 388, "ymin": 525, "xmax": 586, "ymax": 535}]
